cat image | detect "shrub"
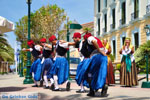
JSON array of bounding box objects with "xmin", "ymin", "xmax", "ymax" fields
[
  {"xmin": 116, "ymin": 64, "xmax": 121, "ymax": 70},
  {"xmin": 23, "ymin": 68, "xmax": 27, "ymax": 76},
  {"xmin": 110, "ymin": 54, "xmax": 115, "ymax": 62}
]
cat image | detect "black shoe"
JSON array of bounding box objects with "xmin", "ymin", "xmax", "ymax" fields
[
  {"xmin": 50, "ymin": 83, "xmax": 55, "ymax": 90},
  {"xmin": 39, "ymin": 80, "xmax": 43, "ymax": 87},
  {"xmin": 66, "ymin": 82, "xmax": 71, "ymax": 91},
  {"xmin": 101, "ymin": 84, "xmax": 108, "ymax": 97},
  {"xmin": 87, "ymin": 91, "xmax": 95, "ymax": 97},
  {"xmin": 76, "ymin": 89, "xmax": 86, "ymax": 93},
  {"xmin": 32, "ymin": 85, "xmax": 38, "ymax": 87},
  {"xmin": 44, "ymin": 86, "xmax": 49, "ymax": 89},
  {"xmin": 53, "ymin": 88, "xmax": 61, "ymax": 91},
  {"xmin": 95, "ymin": 89, "xmax": 99, "ymax": 92}
]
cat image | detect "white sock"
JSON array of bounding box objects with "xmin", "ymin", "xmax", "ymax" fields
[
  {"xmin": 54, "ymin": 75, "xmax": 59, "ymax": 89},
  {"xmin": 80, "ymin": 82, "xmax": 85, "ymax": 91},
  {"xmin": 32, "ymin": 73, "xmax": 37, "ymax": 85},
  {"xmin": 34, "ymin": 81, "xmax": 38, "ymax": 85},
  {"xmin": 32, "ymin": 73, "xmax": 34, "ymax": 78},
  {"xmin": 50, "ymin": 78, "xmax": 54, "ymax": 84},
  {"xmin": 40, "ymin": 77, "xmax": 43, "ymax": 81},
  {"xmin": 66, "ymin": 80, "xmax": 69, "ymax": 84},
  {"xmin": 44, "ymin": 75, "xmax": 49, "ymax": 87}
]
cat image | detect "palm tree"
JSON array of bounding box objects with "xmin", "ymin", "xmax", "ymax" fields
[
  {"xmin": 0, "ymin": 34, "xmax": 14, "ymax": 74},
  {"xmin": 83, "ymin": 27, "xmax": 93, "ymax": 34},
  {"xmin": 0, "ymin": 34, "xmax": 14, "ymax": 61}
]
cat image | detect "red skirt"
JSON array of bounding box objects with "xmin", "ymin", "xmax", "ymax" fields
[{"xmin": 106, "ymin": 56, "xmax": 115, "ymax": 85}]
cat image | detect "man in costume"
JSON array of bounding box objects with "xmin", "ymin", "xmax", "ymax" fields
[
  {"xmin": 82, "ymin": 33, "xmax": 108, "ymax": 97},
  {"xmin": 40, "ymin": 38, "xmax": 54, "ymax": 89},
  {"xmin": 72, "ymin": 32, "xmax": 108, "ymax": 96},
  {"xmin": 71, "ymin": 32, "xmax": 90, "ymax": 93},
  {"xmin": 48, "ymin": 35, "xmax": 71, "ymax": 91},
  {"xmin": 23, "ymin": 40, "xmax": 42, "ymax": 87}
]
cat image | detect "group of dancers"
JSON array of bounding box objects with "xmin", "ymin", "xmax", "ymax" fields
[{"xmin": 23, "ymin": 32, "xmax": 138, "ymax": 97}]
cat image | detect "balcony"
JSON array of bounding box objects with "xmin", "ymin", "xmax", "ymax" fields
[
  {"xmin": 131, "ymin": 10, "xmax": 139, "ymax": 21},
  {"xmin": 119, "ymin": 19, "xmax": 125, "ymax": 26},
  {"xmin": 96, "ymin": 31, "xmax": 100, "ymax": 36},
  {"xmin": 110, "ymin": 23, "xmax": 115, "ymax": 30},
  {"xmin": 102, "ymin": 27, "xmax": 107, "ymax": 33},
  {"xmin": 146, "ymin": 4, "xmax": 150, "ymax": 14}
]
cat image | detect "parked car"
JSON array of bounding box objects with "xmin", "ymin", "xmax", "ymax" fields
[{"xmin": 69, "ymin": 57, "xmax": 80, "ymax": 77}]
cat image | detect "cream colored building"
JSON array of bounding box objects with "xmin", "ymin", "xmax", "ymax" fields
[{"xmin": 94, "ymin": 0, "xmax": 150, "ymax": 63}]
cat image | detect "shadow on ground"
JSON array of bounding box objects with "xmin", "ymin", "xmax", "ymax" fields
[
  {"xmin": 39, "ymin": 92, "xmax": 109, "ymax": 100},
  {"xmin": 39, "ymin": 92, "xmax": 150, "ymax": 100},
  {"xmin": 0, "ymin": 87, "xmax": 26, "ymax": 92}
]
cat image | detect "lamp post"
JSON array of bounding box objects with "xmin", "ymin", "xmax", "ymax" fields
[
  {"xmin": 18, "ymin": 55, "xmax": 21, "ymax": 75},
  {"xmin": 23, "ymin": 0, "xmax": 33, "ymax": 84},
  {"xmin": 65, "ymin": 17, "xmax": 71, "ymax": 81},
  {"xmin": 141, "ymin": 24, "xmax": 150, "ymax": 88},
  {"xmin": 20, "ymin": 56, "xmax": 24, "ymax": 77},
  {"xmin": 66, "ymin": 17, "xmax": 70, "ymax": 64},
  {"xmin": 19, "ymin": 39, "xmax": 25, "ymax": 77},
  {"xmin": 16, "ymin": 49, "xmax": 20, "ymax": 75},
  {"xmin": 67, "ymin": 19, "xmax": 82, "ymax": 80}
]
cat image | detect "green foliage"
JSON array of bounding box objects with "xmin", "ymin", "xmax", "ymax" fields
[
  {"xmin": 15, "ymin": 4, "xmax": 68, "ymax": 63},
  {"xmin": 15, "ymin": 4, "xmax": 67, "ymax": 45},
  {"xmin": 0, "ymin": 72, "xmax": 7, "ymax": 75},
  {"xmin": 110, "ymin": 54, "xmax": 115, "ymax": 62},
  {"xmin": 134, "ymin": 40, "xmax": 150, "ymax": 73},
  {"xmin": 83, "ymin": 27, "xmax": 92, "ymax": 33},
  {"xmin": 0, "ymin": 34, "xmax": 14, "ymax": 62},
  {"xmin": 116, "ymin": 64, "xmax": 121, "ymax": 70},
  {"xmin": 23, "ymin": 68, "xmax": 27, "ymax": 76}
]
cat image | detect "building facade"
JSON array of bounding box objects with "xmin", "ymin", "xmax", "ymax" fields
[{"xmin": 94, "ymin": 0, "xmax": 150, "ymax": 63}]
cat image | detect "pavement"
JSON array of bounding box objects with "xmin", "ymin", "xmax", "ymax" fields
[{"xmin": 0, "ymin": 73, "xmax": 150, "ymax": 100}]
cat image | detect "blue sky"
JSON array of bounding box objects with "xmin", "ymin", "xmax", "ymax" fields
[{"xmin": 0, "ymin": 0, "xmax": 94, "ymax": 49}]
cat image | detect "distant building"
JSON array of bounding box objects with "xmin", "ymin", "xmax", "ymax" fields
[{"xmin": 94, "ymin": 0, "xmax": 150, "ymax": 62}]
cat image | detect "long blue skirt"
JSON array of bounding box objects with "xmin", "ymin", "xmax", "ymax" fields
[
  {"xmin": 50, "ymin": 57, "xmax": 69, "ymax": 85},
  {"xmin": 84, "ymin": 54, "xmax": 108, "ymax": 90},
  {"xmin": 42, "ymin": 58, "xmax": 53, "ymax": 79},
  {"xmin": 30, "ymin": 58, "xmax": 42, "ymax": 81},
  {"xmin": 75, "ymin": 58, "xmax": 91, "ymax": 86}
]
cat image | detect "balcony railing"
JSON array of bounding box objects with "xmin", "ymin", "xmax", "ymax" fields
[
  {"xmin": 103, "ymin": 27, "xmax": 107, "ymax": 33},
  {"xmin": 131, "ymin": 10, "xmax": 139, "ymax": 21},
  {"xmin": 110, "ymin": 23, "xmax": 115, "ymax": 30},
  {"xmin": 146, "ymin": 4, "xmax": 150, "ymax": 14},
  {"xmin": 119, "ymin": 19, "xmax": 125, "ymax": 26},
  {"xmin": 96, "ymin": 31, "xmax": 100, "ymax": 36}
]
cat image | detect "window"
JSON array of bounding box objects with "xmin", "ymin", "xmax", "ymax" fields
[
  {"xmin": 112, "ymin": 40, "xmax": 116, "ymax": 58},
  {"xmin": 98, "ymin": 0, "xmax": 100, "ymax": 12},
  {"xmin": 121, "ymin": 2, "xmax": 126, "ymax": 24},
  {"xmin": 104, "ymin": 14, "xmax": 107, "ymax": 32},
  {"xmin": 112, "ymin": 8, "xmax": 115, "ymax": 28},
  {"xmin": 98, "ymin": 18, "xmax": 100, "ymax": 35},
  {"xmin": 134, "ymin": 0, "xmax": 139, "ymax": 19},
  {"xmin": 134, "ymin": 32, "xmax": 139, "ymax": 50},
  {"xmin": 70, "ymin": 58, "xmax": 80, "ymax": 64},
  {"xmin": 122, "ymin": 37, "xmax": 126, "ymax": 45},
  {"xmin": 105, "ymin": 0, "xmax": 107, "ymax": 7}
]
